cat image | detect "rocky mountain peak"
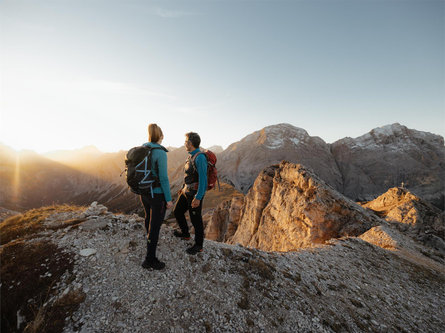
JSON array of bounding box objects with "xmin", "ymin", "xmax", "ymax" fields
[
  {"xmin": 218, "ymin": 124, "xmax": 342, "ymax": 194},
  {"xmin": 258, "ymin": 123, "xmax": 311, "ymax": 149},
  {"xmin": 331, "ymin": 124, "xmax": 445, "ymax": 208},
  {"xmin": 208, "ymin": 161, "xmax": 381, "ymax": 251},
  {"xmin": 335, "ymin": 123, "xmax": 444, "ymax": 149},
  {"xmin": 206, "ymin": 145, "xmax": 224, "ymax": 154}
]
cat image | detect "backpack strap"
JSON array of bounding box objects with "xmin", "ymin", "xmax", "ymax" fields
[
  {"xmin": 190, "ymin": 151, "xmax": 207, "ymax": 172},
  {"xmin": 146, "ymin": 145, "xmax": 168, "ymax": 185}
]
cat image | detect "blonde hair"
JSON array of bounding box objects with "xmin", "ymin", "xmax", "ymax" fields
[{"xmin": 148, "ymin": 123, "xmax": 163, "ymax": 143}]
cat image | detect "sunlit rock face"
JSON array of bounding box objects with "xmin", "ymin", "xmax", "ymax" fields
[
  {"xmin": 217, "ymin": 123, "xmax": 343, "ymax": 194},
  {"xmin": 362, "ymin": 187, "xmax": 445, "ymax": 251},
  {"xmin": 331, "ymin": 123, "xmax": 445, "ymax": 209},
  {"xmin": 224, "ymin": 161, "xmax": 380, "ymax": 251}
]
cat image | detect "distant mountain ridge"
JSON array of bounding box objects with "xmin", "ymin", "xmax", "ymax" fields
[
  {"xmin": 218, "ymin": 123, "xmax": 444, "ymax": 210},
  {"xmin": 331, "ymin": 123, "xmax": 444, "ymax": 208},
  {"xmin": 0, "ymin": 144, "xmax": 139, "ymax": 213},
  {"xmin": 218, "ymin": 123, "xmax": 343, "ymax": 194},
  {"xmin": 1, "ymin": 123, "xmax": 443, "ymax": 213}
]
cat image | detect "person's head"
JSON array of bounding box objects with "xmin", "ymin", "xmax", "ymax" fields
[
  {"xmin": 185, "ymin": 132, "xmax": 200, "ymax": 152},
  {"xmin": 148, "ymin": 123, "xmax": 164, "ymax": 143}
]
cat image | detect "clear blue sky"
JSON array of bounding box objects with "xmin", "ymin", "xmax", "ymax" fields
[{"xmin": 1, "ymin": 0, "xmax": 444, "ymax": 153}]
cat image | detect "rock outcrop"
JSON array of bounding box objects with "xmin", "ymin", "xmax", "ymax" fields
[
  {"xmin": 205, "ymin": 196, "xmax": 244, "ymax": 242},
  {"xmin": 218, "ymin": 123, "xmax": 343, "ymax": 194},
  {"xmin": 362, "ymin": 187, "xmax": 445, "ymax": 252},
  {"xmin": 221, "ymin": 161, "xmax": 381, "ymax": 251},
  {"xmin": 331, "ymin": 123, "xmax": 445, "ymax": 208}
]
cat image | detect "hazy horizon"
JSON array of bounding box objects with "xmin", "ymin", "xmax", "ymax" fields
[{"xmin": 1, "ymin": 0, "xmax": 444, "ymax": 153}]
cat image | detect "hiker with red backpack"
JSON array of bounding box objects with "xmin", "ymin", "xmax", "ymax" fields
[{"xmin": 173, "ymin": 132, "xmax": 214, "ymax": 255}]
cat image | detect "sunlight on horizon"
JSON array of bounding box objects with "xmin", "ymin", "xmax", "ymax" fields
[{"xmin": 12, "ymin": 155, "xmax": 21, "ymax": 203}]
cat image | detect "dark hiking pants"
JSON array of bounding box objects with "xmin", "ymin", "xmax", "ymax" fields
[
  {"xmin": 141, "ymin": 193, "xmax": 166, "ymax": 260},
  {"xmin": 174, "ymin": 192, "xmax": 204, "ymax": 247}
]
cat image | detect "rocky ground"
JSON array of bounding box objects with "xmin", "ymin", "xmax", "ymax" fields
[{"xmin": 2, "ymin": 202, "xmax": 444, "ymax": 333}]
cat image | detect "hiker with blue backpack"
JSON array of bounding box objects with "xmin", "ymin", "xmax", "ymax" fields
[
  {"xmin": 173, "ymin": 132, "xmax": 208, "ymax": 255},
  {"xmin": 125, "ymin": 123, "xmax": 173, "ymax": 270}
]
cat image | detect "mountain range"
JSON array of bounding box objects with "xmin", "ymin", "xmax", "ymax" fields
[
  {"xmin": 218, "ymin": 123, "xmax": 444, "ymax": 210},
  {"xmin": 0, "ymin": 123, "xmax": 443, "ymax": 215}
]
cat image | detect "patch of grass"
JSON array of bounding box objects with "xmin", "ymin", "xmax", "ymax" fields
[
  {"xmin": 282, "ymin": 270, "xmax": 302, "ymax": 284},
  {"xmin": 320, "ymin": 309, "xmax": 350, "ymax": 333},
  {"xmin": 0, "ymin": 205, "xmax": 85, "ymax": 245},
  {"xmin": 24, "ymin": 289, "xmax": 86, "ymax": 333},
  {"xmin": 1, "ymin": 239, "xmax": 75, "ymax": 333},
  {"xmin": 246, "ymin": 318, "xmax": 254, "ymax": 327},
  {"xmin": 220, "ymin": 247, "xmax": 234, "ymax": 259},
  {"xmin": 202, "ymin": 262, "xmax": 212, "ymax": 273},
  {"xmin": 237, "ymin": 292, "xmax": 250, "ymax": 310},
  {"xmin": 203, "ymin": 321, "xmax": 212, "ymax": 333},
  {"xmin": 349, "ymin": 297, "xmax": 364, "ymax": 308},
  {"xmin": 246, "ymin": 258, "xmax": 276, "ymax": 281}
]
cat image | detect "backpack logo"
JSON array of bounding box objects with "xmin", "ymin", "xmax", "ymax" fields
[
  {"xmin": 135, "ymin": 155, "xmax": 156, "ymax": 188},
  {"xmin": 125, "ymin": 146, "xmax": 165, "ymax": 196}
]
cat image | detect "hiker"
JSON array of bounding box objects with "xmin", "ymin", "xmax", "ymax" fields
[
  {"xmin": 173, "ymin": 132, "xmax": 207, "ymax": 255},
  {"xmin": 140, "ymin": 124, "xmax": 173, "ymax": 270}
]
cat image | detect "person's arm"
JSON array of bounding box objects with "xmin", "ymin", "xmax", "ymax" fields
[
  {"xmin": 194, "ymin": 153, "xmax": 208, "ymax": 200},
  {"xmin": 156, "ymin": 150, "xmax": 172, "ymax": 202}
]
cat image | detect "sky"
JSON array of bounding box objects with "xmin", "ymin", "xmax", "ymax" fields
[{"xmin": 1, "ymin": 0, "xmax": 444, "ymax": 153}]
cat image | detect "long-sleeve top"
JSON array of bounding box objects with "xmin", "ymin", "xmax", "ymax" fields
[
  {"xmin": 190, "ymin": 148, "xmax": 207, "ymax": 200},
  {"xmin": 142, "ymin": 142, "xmax": 172, "ymax": 202}
]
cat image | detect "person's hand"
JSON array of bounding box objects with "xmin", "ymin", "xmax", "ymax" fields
[
  {"xmin": 191, "ymin": 198, "xmax": 200, "ymax": 208},
  {"xmin": 166, "ymin": 201, "xmax": 173, "ymax": 209}
]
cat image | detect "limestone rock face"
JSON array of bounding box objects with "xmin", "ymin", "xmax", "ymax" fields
[
  {"xmin": 205, "ymin": 196, "xmax": 244, "ymax": 242},
  {"xmin": 228, "ymin": 162, "xmax": 381, "ymax": 251},
  {"xmin": 218, "ymin": 123, "xmax": 343, "ymax": 194},
  {"xmin": 362, "ymin": 187, "xmax": 445, "ymax": 251},
  {"xmin": 331, "ymin": 123, "xmax": 445, "ymax": 209}
]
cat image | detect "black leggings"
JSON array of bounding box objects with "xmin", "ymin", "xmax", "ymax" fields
[
  {"xmin": 174, "ymin": 192, "xmax": 204, "ymax": 247},
  {"xmin": 140, "ymin": 193, "xmax": 166, "ymax": 260}
]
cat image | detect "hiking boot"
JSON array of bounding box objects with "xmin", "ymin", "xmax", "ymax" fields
[
  {"xmin": 173, "ymin": 230, "xmax": 191, "ymax": 240},
  {"xmin": 186, "ymin": 244, "xmax": 203, "ymax": 255},
  {"xmin": 141, "ymin": 258, "xmax": 165, "ymax": 270}
]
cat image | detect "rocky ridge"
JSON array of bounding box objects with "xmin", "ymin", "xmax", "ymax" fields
[
  {"xmin": 2, "ymin": 202, "xmax": 445, "ymax": 332},
  {"xmin": 218, "ymin": 123, "xmax": 445, "ymax": 210},
  {"xmin": 208, "ymin": 161, "xmax": 382, "ymax": 251},
  {"xmin": 361, "ymin": 187, "xmax": 445, "ymax": 254},
  {"xmin": 331, "ymin": 123, "xmax": 445, "ymax": 207}
]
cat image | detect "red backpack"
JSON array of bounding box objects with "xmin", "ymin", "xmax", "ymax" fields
[{"xmin": 192, "ymin": 149, "xmax": 220, "ymax": 191}]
